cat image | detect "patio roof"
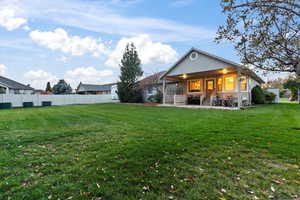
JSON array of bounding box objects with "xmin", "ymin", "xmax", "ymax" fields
[{"xmin": 161, "ymin": 48, "xmax": 265, "ymax": 84}]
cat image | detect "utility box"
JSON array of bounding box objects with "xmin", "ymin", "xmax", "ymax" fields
[
  {"xmin": 23, "ymin": 102, "xmax": 34, "ymax": 108},
  {"xmin": 0, "ymin": 103, "xmax": 12, "ymax": 109},
  {"xmin": 42, "ymin": 101, "xmax": 52, "ymax": 107}
]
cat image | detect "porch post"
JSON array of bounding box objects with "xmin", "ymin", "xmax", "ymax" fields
[
  {"xmin": 237, "ymin": 70, "xmax": 241, "ymax": 108},
  {"xmin": 162, "ymin": 79, "xmax": 166, "ymax": 104},
  {"xmin": 248, "ymin": 76, "xmax": 252, "ymax": 105}
]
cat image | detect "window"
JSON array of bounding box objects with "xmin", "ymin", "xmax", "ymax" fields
[
  {"xmin": 217, "ymin": 78, "xmax": 223, "ymax": 91},
  {"xmin": 207, "ymin": 80, "xmax": 214, "ymax": 91},
  {"xmin": 224, "ymin": 76, "xmax": 235, "ymax": 91},
  {"xmin": 189, "ymin": 52, "xmax": 199, "ymax": 61},
  {"xmin": 240, "ymin": 76, "xmax": 247, "ymax": 91},
  {"xmin": 188, "ymin": 79, "xmax": 202, "ymax": 92},
  {"xmin": 0, "ymin": 87, "xmax": 6, "ymax": 94},
  {"xmin": 147, "ymin": 87, "xmax": 154, "ymax": 95}
]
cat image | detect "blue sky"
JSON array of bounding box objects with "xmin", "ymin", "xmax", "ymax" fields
[{"xmin": 0, "ymin": 0, "xmax": 280, "ymax": 89}]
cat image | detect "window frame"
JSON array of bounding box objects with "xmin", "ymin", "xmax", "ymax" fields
[
  {"xmin": 240, "ymin": 76, "xmax": 247, "ymax": 91},
  {"xmin": 217, "ymin": 77, "xmax": 223, "ymax": 91},
  {"xmin": 187, "ymin": 79, "xmax": 203, "ymax": 93},
  {"xmin": 224, "ymin": 74, "xmax": 236, "ymax": 92}
]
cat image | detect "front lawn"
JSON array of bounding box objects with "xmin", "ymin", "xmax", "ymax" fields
[{"xmin": 0, "ymin": 103, "xmax": 299, "ymax": 200}]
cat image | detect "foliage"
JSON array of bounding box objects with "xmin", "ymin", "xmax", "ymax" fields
[
  {"xmin": 0, "ymin": 103, "xmax": 300, "ymax": 199},
  {"xmin": 263, "ymin": 89, "xmax": 276, "ymax": 103},
  {"xmin": 52, "ymin": 79, "xmax": 72, "ymax": 94},
  {"xmin": 147, "ymin": 92, "xmax": 163, "ymax": 103},
  {"xmin": 117, "ymin": 43, "xmax": 143, "ymax": 103},
  {"xmin": 45, "ymin": 82, "xmax": 52, "ymax": 92},
  {"xmin": 251, "ymin": 85, "xmax": 265, "ymax": 104},
  {"xmin": 283, "ymin": 79, "xmax": 300, "ymax": 101},
  {"xmin": 216, "ymin": 0, "xmax": 300, "ymax": 76},
  {"xmin": 280, "ymin": 89, "xmax": 290, "ymax": 98}
]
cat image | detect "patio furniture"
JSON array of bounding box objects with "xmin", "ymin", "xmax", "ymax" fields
[{"xmin": 212, "ymin": 96, "xmax": 223, "ymax": 106}]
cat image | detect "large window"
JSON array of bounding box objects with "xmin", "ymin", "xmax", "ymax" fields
[
  {"xmin": 224, "ymin": 75, "xmax": 235, "ymax": 91},
  {"xmin": 0, "ymin": 86, "xmax": 6, "ymax": 94},
  {"xmin": 240, "ymin": 76, "xmax": 247, "ymax": 91},
  {"xmin": 188, "ymin": 79, "xmax": 202, "ymax": 92},
  {"xmin": 217, "ymin": 78, "xmax": 223, "ymax": 91}
]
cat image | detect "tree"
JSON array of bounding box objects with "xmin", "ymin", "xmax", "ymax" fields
[
  {"xmin": 45, "ymin": 82, "xmax": 52, "ymax": 92},
  {"xmin": 117, "ymin": 43, "xmax": 143, "ymax": 103},
  {"xmin": 283, "ymin": 78, "xmax": 300, "ymax": 101},
  {"xmin": 216, "ymin": 0, "xmax": 300, "ymax": 103},
  {"xmin": 52, "ymin": 79, "xmax": 72, "ymax": 95}
]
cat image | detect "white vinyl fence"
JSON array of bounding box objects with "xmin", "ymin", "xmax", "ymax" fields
[{"xmin": 0, "ymin": 94, "xmax": 119, "ymax": 108}]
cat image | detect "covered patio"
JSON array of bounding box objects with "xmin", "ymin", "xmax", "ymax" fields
[{"xmin": 160, "ymin": 48, "xmax": 264, "ymax": 109}]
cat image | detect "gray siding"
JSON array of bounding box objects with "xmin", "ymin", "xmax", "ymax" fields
[{"xmin": 167, "ymin": 51, "xmax": 232, "ymax": 76}]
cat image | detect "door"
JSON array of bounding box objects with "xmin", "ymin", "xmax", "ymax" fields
[{"xmin": 206, "ymin": 79, "xmax": 215, "ymax": 97}]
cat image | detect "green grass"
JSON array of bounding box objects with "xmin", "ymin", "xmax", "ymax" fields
[{"xmin": 0, "ymin": 103, "xmax": 300, "ymax": 200}]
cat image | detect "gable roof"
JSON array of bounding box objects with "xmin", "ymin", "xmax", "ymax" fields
[
  {"xmin": 138, "ymin": 71, "xmax": 166, "ymax": 88},
  {"xmin": 0, "ymin": 76, "xmax": 34, "ymax": 90},
  {"xmin": 77, "ymin": 83, "xmax": 116, "ymax": 92},
  {"xmin": 161, "ymin": 48, "xmax": 264, "ymax": 83}
]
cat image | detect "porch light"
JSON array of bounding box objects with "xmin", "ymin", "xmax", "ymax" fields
[
  {"xmin": 222, "ymin": 69, "xmax": 228, "ymax": 74},
  {"xmin": 182, "ymin": 74, "xmax": 187, "ymax": 79}
]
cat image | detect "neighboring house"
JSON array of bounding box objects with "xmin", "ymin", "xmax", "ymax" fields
[
  {"xmin": 160, "ymin": 48, "xmax": 265, "ymax": 107},
  {"xmin": 76, "ymin": 82, "xmax": 117, "ymax": 95},
  {"xmin": 33, "ymin": 89, "xmax": 44, "ymax": 94},
  {"xmin": 0, "ymin": 76, "xmax": 34, "ymax": 94},
  {"xmin": 138, "ymin": 71, "xmax": 166, "ymax": 101},
  {"xmin": 266, "ymin": 88, "xmax": 280, "ymax": 103}
]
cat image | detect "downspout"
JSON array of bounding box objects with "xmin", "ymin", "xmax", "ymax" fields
[
  {"xmin": 237, "ymin": 70, "xmax": 241, "ymax": 109},
  {"xmin": 162, "ymin": 79, "xmax": 166, "ymax": 104}
]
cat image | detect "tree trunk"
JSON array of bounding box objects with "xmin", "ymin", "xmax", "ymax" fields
[
  {"xmin": 297, "ymin": 62, "xmax": 300, "ymax": 76},
  {"xmin": 297, "ymin": 64, "xmax": 300, "ymax": 104}
]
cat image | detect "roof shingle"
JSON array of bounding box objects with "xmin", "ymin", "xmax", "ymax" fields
[{"xmin": 0, "ymin": 76, "xmax": 34, "ymax": 90}]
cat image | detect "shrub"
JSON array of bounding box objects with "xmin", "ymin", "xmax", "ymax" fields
[
  {"xmin": 147, "ymin": 92, "xmax": 163, "ymax": 103},
  {"xmin": 117, "ymin": 85, "xmax": 143, "ymax": 103},
  {"xmin": 264, "ymin": 90, "xmax": 276, "ymax": 103},
  {"xmin": 251, "ymin": 85, "xmax": 265, "ymax": 104}
]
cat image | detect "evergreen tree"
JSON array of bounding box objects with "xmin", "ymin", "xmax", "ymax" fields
[
  {"xmin": 117, "ymin": 43, "xmax": 143, "ymax": 103},
  {"xmin": 45, "ymin": 82, "xmax": 52, "ymax": 92},
  {"xmin": 52, "ymin": 79, "xmax": 72, "ymax": 94}
]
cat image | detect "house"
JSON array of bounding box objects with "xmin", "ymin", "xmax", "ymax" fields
[
  {"xmin": 76, "ymin": 82, "xmax": 117, "ymax": 95},
  {"xmin": 138, "ymin": 71, "xmax": 166, "ymax": 101},
  {"xmin": 33, "ymin": 89, "xmax": 45, "ymax": 94},
  {"xmin": 0, "ymin": 76, "xmax": 34, "ymax": 94},
  {"xmin": 160, "ymin": 48, "xmax": 265, "ymax": 108}
]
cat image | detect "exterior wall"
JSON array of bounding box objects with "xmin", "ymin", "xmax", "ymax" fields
[
  {"xmin": 8, "ymin": 88, "xmax": 33, "ymax": 95},
  {"xmin": 0, "ymin": 94, "xmax": 119, "ymax": 108},
  {"xmin": 111, "ymin": 85, "xmax": 119, "ymax": 100},
  {"xmin": 143, "ymin": 86, "xmax": 159, "ymax": 102},
  {"xmin": 167, "ymin": 51, "xmax": 232, "ymax": 76}
]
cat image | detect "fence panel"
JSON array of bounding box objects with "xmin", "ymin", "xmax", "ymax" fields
[{"xmin": 0, "ymin": 94, "xmax": 118, "ymax": 108}]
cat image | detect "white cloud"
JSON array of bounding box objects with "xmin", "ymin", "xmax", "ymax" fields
[
  {"xmin": 1, "ymin": 0, "xmax": 214, "ymax": 42},
  {"xmin": 65, "ymin": 67, "xmax": 114, "ymax": 86},
  {"xmin": 24, "ymin": 70, "xmax": 58, "ymax": 89},
  {"xmin": 0, "ymin": 64, "xmax": 7, "ymax": 76},
  {"xmin": 106, "ymin": 34, "xmax": 178, "ymax": 67},
  {"xmin": 0, "ymin": 8, "xmax": 27, "ymax": 31},
  {"xmin": 170, "ymin": 0, "xmax": 195, "ymax": 7},
  {"xmin": 23, "ymin": 25, "xmax": 30, "ymax": 31},
  {"xmin": 30, "ymin": 28, "xmax": 109, "ymax": 56},
  {"xmin": 59, "ymin": 55, "xmax": 68, "ymax": 63}
]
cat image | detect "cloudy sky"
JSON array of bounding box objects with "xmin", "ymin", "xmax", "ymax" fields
[{"xmin": 0, "ymin": 0, "xmax": 281, "ymax": 90}]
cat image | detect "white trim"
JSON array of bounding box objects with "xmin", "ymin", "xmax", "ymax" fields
[{"xmin": 187, "ymin": 78, "xmax": 203, "ymax": 93}]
